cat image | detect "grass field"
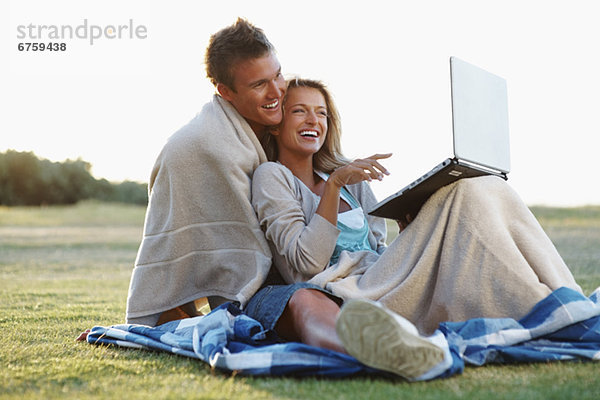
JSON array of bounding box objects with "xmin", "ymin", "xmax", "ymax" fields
[{"xmin": 1, "ymin": 201, "xmax": 599, "ymax": 399}]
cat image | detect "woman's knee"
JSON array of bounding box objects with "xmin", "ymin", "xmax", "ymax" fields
[
  {"xmin": 276, "ymin": 288, "xmax": 339, "ymax": 341},
  {"xmin": 288, "ymin": 288, "xmax": 341, "ymax": 315},
  {"xmin": 455, "ymin": 175, "xmax": 502, "ymax": 193},
  {"xmin": 454, "ymin": 176, "xmax": 512, "ymax": 204}
]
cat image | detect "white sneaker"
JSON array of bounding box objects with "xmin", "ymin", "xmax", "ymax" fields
[{"xmin": 336, "ymin": 299, "xmax": 445, "ymax": 380}]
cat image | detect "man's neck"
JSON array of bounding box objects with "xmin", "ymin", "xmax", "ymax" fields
[{"xmin": 247, "ymin": 121, "xmax": 267, "ymax": 142}]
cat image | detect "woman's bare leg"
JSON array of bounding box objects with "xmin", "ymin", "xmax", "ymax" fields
[{"xmin": 275, "ymin": 288, "xmax": 346, "ymax": 354}]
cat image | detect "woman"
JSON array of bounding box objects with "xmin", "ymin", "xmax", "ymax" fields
[{"xmin": 252, "ymin": 78, "xmax": 582, "ymax": 337}]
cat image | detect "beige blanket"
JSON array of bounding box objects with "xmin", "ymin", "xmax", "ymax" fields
[
  {"xmin": 126, "ymin": 95, "xmax": 272, "ymax": 325},
  {"xmin": 313, "ymin": 176, "xmax": 582, "ymax": 334}
]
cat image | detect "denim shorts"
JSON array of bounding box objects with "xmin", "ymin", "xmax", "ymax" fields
[{"xmin": 244, "ymin": 282, "xmax": 341, "ymax": 332}]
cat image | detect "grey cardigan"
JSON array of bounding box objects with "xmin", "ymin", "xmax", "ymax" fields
[{"xmin": 251, "ymin": 162, "xmax": 387, "ymax": 285}]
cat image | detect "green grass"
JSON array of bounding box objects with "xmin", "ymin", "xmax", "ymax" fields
[{"xmin": 1, "ymin": 201, "xmax": 599, "ymax": 399}]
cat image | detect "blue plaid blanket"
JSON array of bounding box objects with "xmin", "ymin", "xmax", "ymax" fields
[{"xmin": 86, "ymin": 287, "xmax": 600, "ymax": 379}]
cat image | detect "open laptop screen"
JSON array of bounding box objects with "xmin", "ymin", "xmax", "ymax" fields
[{"xmin": 451, "ymin": 57, "xmax": 511, "ymax": 174}]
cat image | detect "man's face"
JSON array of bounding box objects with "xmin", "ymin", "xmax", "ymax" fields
[{"xmin": 218, "ymin": 52, "xmax": 286, "ymax": 134}]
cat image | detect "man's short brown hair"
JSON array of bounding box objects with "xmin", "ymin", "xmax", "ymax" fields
[{"xmin": 205, "ymin": 18, "xmax": 274, "ymax": 91}]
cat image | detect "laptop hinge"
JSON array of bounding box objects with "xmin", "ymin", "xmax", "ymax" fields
[{"xmin": 454, "ymin": 158, "xmax": 508, "ymax": 180}]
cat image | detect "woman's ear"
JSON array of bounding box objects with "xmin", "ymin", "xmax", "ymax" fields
[{"xmin": 269, "ymin": 127, "xmax": 280, "ymax": 136}]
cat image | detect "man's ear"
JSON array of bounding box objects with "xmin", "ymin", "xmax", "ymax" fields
[{"xmin": 216, "ymin": 83, "xmax": 234, "ymax": 101}]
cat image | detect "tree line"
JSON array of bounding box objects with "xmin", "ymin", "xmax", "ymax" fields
[{"xmin": 0, "ymin": 150, "xmax": 148, "ymax": 206}]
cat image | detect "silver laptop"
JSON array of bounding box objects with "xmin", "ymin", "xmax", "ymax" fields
[{"xmin": 368, "ymin": 57, "xmax": 510, "ymax": 220}]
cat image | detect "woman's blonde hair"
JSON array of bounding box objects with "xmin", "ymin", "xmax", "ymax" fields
[{"xmin": 261, "ymin": 78, "xmax": 349, "ymax": 173}]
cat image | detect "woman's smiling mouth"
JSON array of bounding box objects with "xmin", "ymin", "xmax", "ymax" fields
[{"xmin": 299, "ymin": 130, "xmax": 318, "ymax": 137}]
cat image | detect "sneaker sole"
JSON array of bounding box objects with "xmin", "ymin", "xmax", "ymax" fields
[{"xmin": 336, "ymin": 299, "xmax": 445, "ymax": 379}]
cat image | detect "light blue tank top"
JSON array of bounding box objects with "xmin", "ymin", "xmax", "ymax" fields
[{"xmin": 315, "ymin": 172, "xmax": 376, "ymax": 265}]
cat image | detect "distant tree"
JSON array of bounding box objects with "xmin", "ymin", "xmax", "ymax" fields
[
  {"xmin": 0, "ymin": 151, "xmax": 42, "ymax": 205},
  {"xmin": 112, "ymin": 181, "xmax": 149, "ymax": 205},
  {"xmin": 0, "ymin": 150, "xmax": 147, "ymax": 206}
]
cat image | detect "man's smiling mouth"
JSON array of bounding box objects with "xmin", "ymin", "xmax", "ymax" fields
[{"xmin": 262, "ymin": 99, "xmax": 279, "ymax": 109}]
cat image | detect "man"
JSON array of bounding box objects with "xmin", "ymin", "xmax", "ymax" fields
[
  {"xmin": 125, "ymin": 18, "xmax": 446, "ymax": 380},
  {"xmin": 126, "ymin": 18, "xmax": 284, "ymax": 327}
]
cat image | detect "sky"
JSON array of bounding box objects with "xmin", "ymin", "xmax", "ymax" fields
[{"xmin": 1, "ymin": 0, "xmax": 599, "ymax": 206}]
